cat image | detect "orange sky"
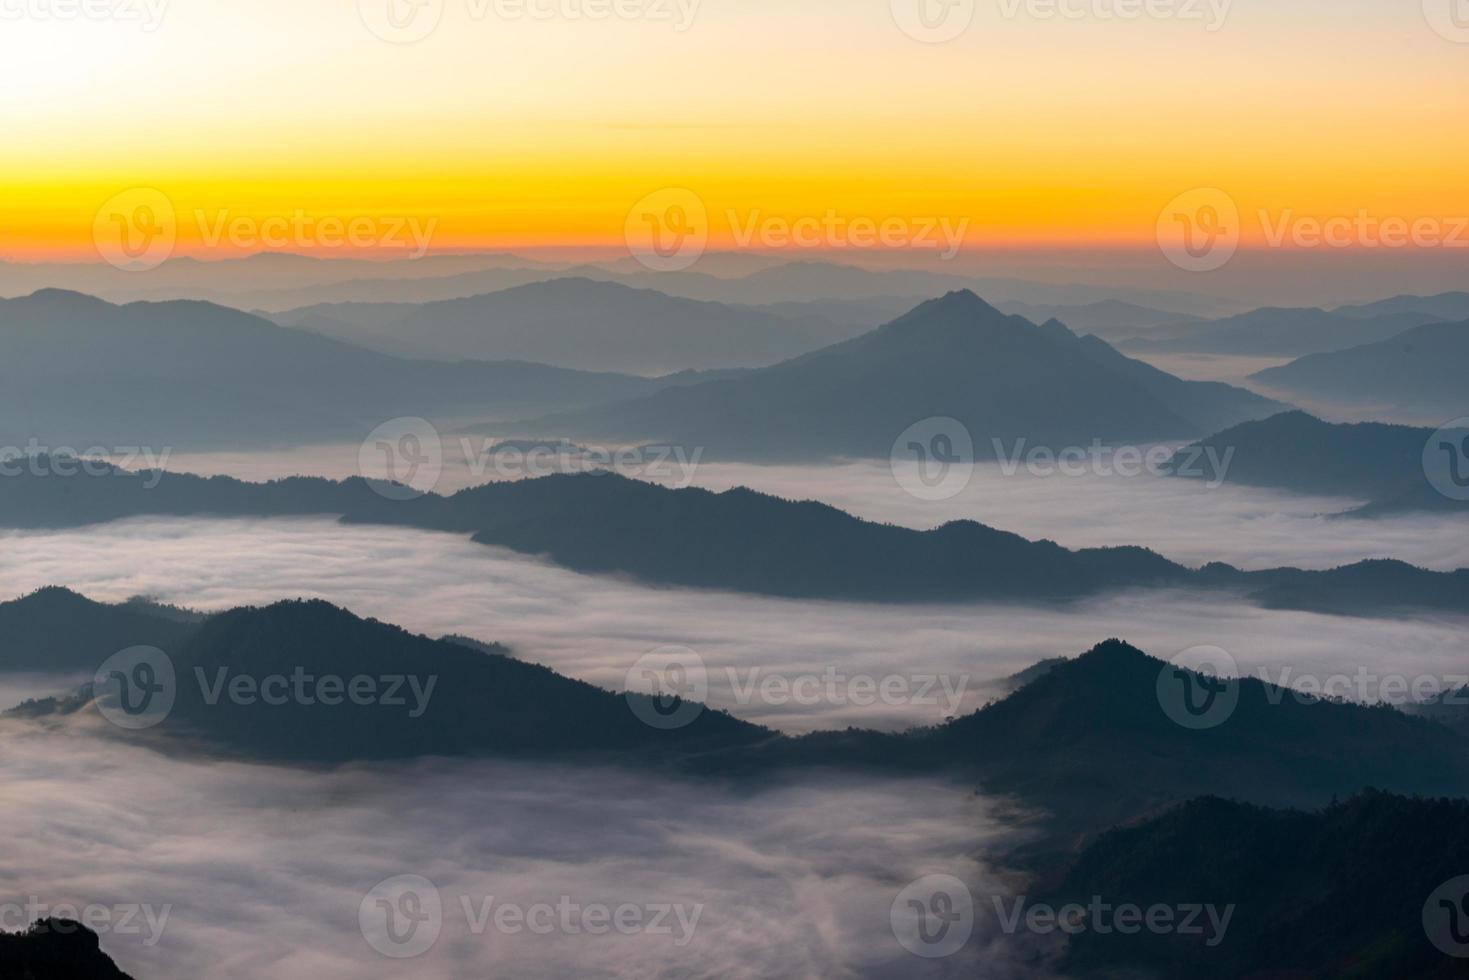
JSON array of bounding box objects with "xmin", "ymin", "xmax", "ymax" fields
[{"xmin": 4, "ymin": 0, "xmax": 1469, "ymax": 262}]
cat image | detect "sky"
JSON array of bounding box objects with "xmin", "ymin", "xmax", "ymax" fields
[{"xmin": 4, "ymin": 0, "xmax": 1469, "ymax": 265}]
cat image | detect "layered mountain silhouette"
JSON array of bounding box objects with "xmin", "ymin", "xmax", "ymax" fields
[
  {"xmin": 12, "ymin": 591, "xmax": 764, "ymax": 763},
  {"xmin": 1251, "ymin": 320, "xmax": 1469, "ymax": 418},
  {"xmin": 507, "ymin": 291, "xmax": 1286, "ymax": 459},
  {"xmin": 1121, "ymin": 307, "xmax": 1442, "ymax": 357},
  {"xmin": 1165, "ymin": 411, "xmax": 1468, "ymax": 515},
  {"xmin": 4, "ymin": 464, "xmax": 1467, "ymax": 619},
  {"xmin": 0, "ymin": 919, "xmax": 135, "ymax": 980},
  {"xmin": 1050, "ymin": 791, "xmax": 1469, "ymax": 978},
  {"xmin": 0, "ymin": 289, "xmax": 679, "ymax": 449},
  {"xmin": 12, "ymin": 594, "xmax": 1468, "ymax": 845},
  {"xmin": 270, "ymin": 278, "xmax": 865, "ymax": 374},
  {"xmin": 743, "ymin": 639, "xmax": 1469, "ymax": 833}
]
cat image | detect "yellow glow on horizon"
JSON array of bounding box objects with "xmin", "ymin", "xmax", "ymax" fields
[{"xmin": 4, "ymin": 0, "xmax": 1469, "ymax": 261}]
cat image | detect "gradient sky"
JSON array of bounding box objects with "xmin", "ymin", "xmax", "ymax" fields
[{"xmin": 4, "ymin": 0, "xmax": 1469, "ymax": 261}]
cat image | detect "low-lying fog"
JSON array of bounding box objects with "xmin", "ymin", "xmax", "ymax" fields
[
  {"xmin": 144, "ymin": 450, "xmax": 1469, "ymax": 572},
  {"xmin": 0, "ymin": 720, "xmax": 1033, "ymax": 979},
  {"xmin": 2, "ymin": 518, "xmax": 1464, "ymax": 733}
]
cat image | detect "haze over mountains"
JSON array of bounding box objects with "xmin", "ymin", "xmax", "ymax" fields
[
  {"xmin": 1121, "ymin": 307, "xmax": 1444, "ymax": 357},
  {"xmin": 11, "ymin": 591, "xmax": 1469, "ymax": 836},
  {"xmin": 0, "ymin": 289, "xmax": 698, "ymax": 448},
  {"xmin": 269, "ymin": 277, "xmax": 867, "ymax": 373},
  {"xmin": 1251, "ymin": 320, "xmax": 1469, "ymax": 419},
  {"xmin": 510, "ymin": 291, "xmax": 1287, "ymax": 459}
]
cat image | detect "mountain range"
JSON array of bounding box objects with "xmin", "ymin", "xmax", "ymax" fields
[
  {"xmin": 504, "ymin": 291, "xmax": 1287, "ymax": 459},
  {"xmin": 269, "ymin": 277, "xmax": 867, "ymax": 373},
  {"xmin": 1251, "ymin": 320, "xmax": 1469, "ymax": 420},
  {"xmin": 0, "ymin": 289, "xmax": 697, "ymax": 449},
  {"xmin": 1120, "ymin": 307, "xmax": 1443, "ymax": 358},
  {"xmin": 4, "ymin": 463, "xmax": 1467, "ymax": 619},
  {"xmin": 10, "ymin": 591, "xmax": 1469, "ymax": 842}
]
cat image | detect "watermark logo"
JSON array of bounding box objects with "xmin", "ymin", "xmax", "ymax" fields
[
  {"xmin": 460, "ymin": 439, "xmax": 704, "ymax": 487},
  {"xmin": 93, "ymin": 647, "xmax": 176, "ymax": 730},
  {"xmin": 992, "ymin": 894, "xmax": 1233, "ymax": 945},
  {"xmin": 891, "ymin": 874, "xmax": 973, "ymax": 958},
  {"xmin": 1156, "ymin": 645, "xmax": 1239, "ymax": 730},
  {"xmin": 1423, "ymin": 0, "xmax": 1469, "ymax": 43},
  {"xmin": 0, "ymin": 901, "xmax": 172, "ymax": 948},
  {"xmin": 359, "ymin": 417, "xmax": 444, "ymax": 501},
  {"xmin": 993, "ymin": 438, "xmax": 1234, "ymax": 487},
  {"xmin": 1424, "ymin": 417, "xmax": 1469, "ymax": 502},
  {"xmin": 360, "ymin": 874, "xmax": 443, "ymax": 958},
  {"xmin": 624, "ymin": 646, "xmax": 708, "ymax": 730},
  {"xmin": 891, "ymin": 0, "xmax": 975, "ymax": 43},
  {"xmin": 358, "ymin": 0, "xmax": 444, "ymax": 43},
  {"xmin": 726, "ymin": 668, "xmax": 969, "ymax": 718},
  {"xmin": 1255, "ymin": 666, "xmax": 1468, "ymax": 707},
  {"xmin": 0, "ymin": 0, "xmax": 168, "ymax": 30},
  {"xmin": 193, "ymin": 209, "xmax": 437, "ymax": 256},
  {"xmin": 727, "ymin": 210, "xmax": 968, "ymax": 260},
  {"xmin": 891, "ymin": 417, "xmax": 974, "ymax": 501},
  {"xmin": 1259, "ymin": 209, "xmax": 1469, "ymax": 250},
  {"xmin": 93, "ymin": 188, "xmax": 177, "ymax": 272},
  {"xmin": 0, "ymin": 444, "xmax": 173, "ymax": 489},
  {"xmin": 1157, "ymin": 188, "xmax": 1239, "ymax": 273},
  {"xmin": 996, "ymin": 0, "xmax": 1231, "ymax": 30},
  {"xmin": 625, "ymin": 188, "xmax": 708, "ymax": 272},
  {"xmin": 1424, "ymin": 876, "xmax": 1469, "ymax": 957}
]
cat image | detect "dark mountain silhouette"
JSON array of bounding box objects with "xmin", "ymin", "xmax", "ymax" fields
[
  {"xmin": 506, "ymin": 291, "xmax": 1285, "ymax": 459},
  {"xmin": 1121, "ymin": 306, "xmax": 1442, "ymax": 357},
  {"xmin": 1165, "ymin": 411, "xmax": 1468, "ymax": 516},
  {"xmin": 3, "ymin": 465, "xmax": 1466, "ymax": 618},
  {"xmin": 13, "ymin": 594, "xmax": 765, "ymax": 764},
  {"xmin": 0, "ymin": 587, "xmax": 195, "ymax": 672},
  {"xmin": 1049, "ymin": 791, "xmax": 1469, "ymax": 979},
  {"xmin": 0, "ymin": 289, "xmax": 671, "ymax": 449},
  {"xmin": 11, "ymin": 592, "xmax": 1468, "ymax": 844},
  {"xmin": 1404, "ymin": 687, "xmax": 1469, "ymax": 737},
  {"xmin": 1251, "ymin": 320, "xmax": 1469, "ymax": 418},
  {"xmin": 729, "ymin": 640, "xmax": 1469, "ymax": 835},
  {"xmin": 270, "ymin": 277, "xmax": 865, "ymax": 374},
  {"xmin": 0, "ymin": 919, "xmax": 135, "ymax": 979}
]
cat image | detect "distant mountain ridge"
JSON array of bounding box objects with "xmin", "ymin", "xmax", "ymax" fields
[
  {"xmin": 2, "ymin": 464, "xmax": 1465, "ymax": 619},
  {"xmin": 270, "ymin": 277, "xmax": 866, "ymax": 373},
  {"xmin": 1120, "ymin": 306, "xmax": 1443, "ymax": 357},
  {"xmin": 505, "ymin": 291, "xmax": 1286, "ymax": 460},
  {"xmin": 1251, "ymin": 320, "xmax": 1469, "ymax": 419},
  {"xmin": 0, "ymin": 289, "xmax": 691, "ymax": 448}
]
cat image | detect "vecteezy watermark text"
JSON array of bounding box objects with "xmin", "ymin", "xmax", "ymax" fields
[
  {"xmin": 359, "ymin": 875, "xmax": 701, "ymax": 959},
  {"xmin": 92, "ymin": 647, "xmax": 439, "ymax": 730},
  {"xmin": 0, "ymin": 0, "xmax": 167, "ymax": 30},
  {"xmin": 0, "ymin": 900, "xmax": 172, "ymax": 948},
  {"xmin": 625, "ymin": 189, "xmax": 970, "ymax": 272},
  {"xmin": 93, "ymin": 188, "xmax": 438, "ymax": 271},
  {"xmin": 0, "ymin": 444, "xmax": 172, "ymax": 489}
]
